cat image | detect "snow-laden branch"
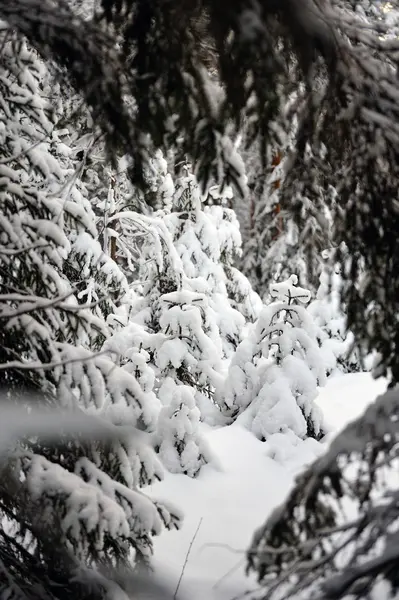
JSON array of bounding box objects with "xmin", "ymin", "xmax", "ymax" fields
[
  {"xmin": 0, "ymin": 400, "xmax": 145, "ymax": 460},
  {"xmin": 247, "ymin": 385, "xmax": 399, "ymax": 600},
  {"xmin": 0, "ymin": 242, "xmax": 50, "ymax": 255},
  {"xmin": 0, "ymin": 289, "xmax": 112, "ymax": 319},
  {"xmin": 0, "ymin": 348, "xmax": 112, "ymax": 371}
]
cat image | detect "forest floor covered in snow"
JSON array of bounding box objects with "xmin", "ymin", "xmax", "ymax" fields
[{"xmin": 148, "ymin": 372, "xmax": 388, "ymax": 600}]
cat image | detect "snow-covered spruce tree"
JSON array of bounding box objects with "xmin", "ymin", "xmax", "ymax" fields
[
  {"xmin": 46, "ymin": 81, "xmax": 140, "ymax": 294},
  {"xmin": 0, "ymin": 34, "xmax": 180, "ymax": 600},
  {"xmin": 240, "ymin": 146, "xmax": 286, "ymax": 298},
  {"xmin": 204, "ymin": 181, "xmax": 263, "ymax": 327},
  {"xmin": 105, "ymin": 158, "xmax": 261, "ymax": 476},
  {"xmin": 106, "ymin": 156, "xmax": 262, "ymax": 357},
  {"xmin": 104, "ymin": 290, "xmax": 217, "ymax": 478},
  {"xmin": 171, "ymin": 164, "xmax": 262, "ymax": 350},
  {"xmin": 308, "ymin": 253, "xmax": 365, "ymax": 375},
  {"xmin": 47, "ymin": 108, "xmax": 131, "ymax": 334},
  {"xmin": 154, "ymin": 375, "xmax": 211, "ymax": 477},
  {"xmin": 104, "ymin": 221, "xmax": 219, "ymax": 477},
  {"xmin": 23, "ymin": 50, "xmax": 133, "ymax": 331},
  {"xmin": 246, "ymin": 386, "xmax": 399, "ymax": 600},
  {"xmin": 240, "ymin": 116, "xmax": 336, "ymax": 300},
  {"xmin": 223, "ymin": 275, "xmax": 335, "ymax": 441}
]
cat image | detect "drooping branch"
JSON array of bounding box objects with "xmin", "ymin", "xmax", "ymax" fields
[
  {"xmin": 0, "ymin": 0, "xmax": 135, "ymax": 169},
  {"xmin": 247, "ymin": 386, "xmax": 399, "ymax": 600}
]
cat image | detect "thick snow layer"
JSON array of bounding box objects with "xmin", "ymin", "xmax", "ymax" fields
[
  {"xmin": 315, "ymin": 371, "xmax": 388, "ymax": 434},
  {"xmin": 148, "ymin": 372, "xmax": 388, "ymax": 600}
]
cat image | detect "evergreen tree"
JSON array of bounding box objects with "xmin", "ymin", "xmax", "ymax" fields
[
  {"xmin": 240, "ymin": 119, "xmax": 336, "ymax": 299},
  {"xmin": 0, "ymin": 35, "xmax": 180, "ymax": 599},
  {"xmin": 105, "ymin": 157, "xmax": 261, "ymax": 475},
  {"xmin": 171, "ymin": 164, "xmax": 262, "ymax": 352},
  {"xmin": 308, "ymin": 253, "xmax": 365, "ymax": 375},
  {"xmin": 155, "ymin": 376, "xmax": 212, "ymax": 477},
  {"xmin": 223, "ymin": 275, "xmax": 335, "ymax": 441}
]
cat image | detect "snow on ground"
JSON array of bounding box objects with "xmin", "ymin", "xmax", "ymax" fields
[
  {"xmin": 315, "ymin": 371, "xmax": 387, "ymax": 433},
  {"xmin": 148, "ymin": 372, "xmax": 388, "ymax": 600}
]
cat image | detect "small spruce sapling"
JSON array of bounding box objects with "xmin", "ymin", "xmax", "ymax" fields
[
  {"xmin": 308, "ymin": 258, "xmax": 364, "ymax": 375},
  {"xmin": 224, "ymin": 275, "xmax": 335, "ymax": 441},
  {"xmin": 155, "ymin": 377, "xmax": 212, "ymax": 477}
]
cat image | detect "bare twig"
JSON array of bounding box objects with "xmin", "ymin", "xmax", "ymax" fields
[
  {"xmin": 174, "ymin": 517, "xmax": 203, "ymax": 600},
  {"xmin": 199, "ymin": 542, "xmax": 246, "ymax": 556},
  {"xmin": 212, "ymin": 557, "xmax": 244, "ymax": 591}
]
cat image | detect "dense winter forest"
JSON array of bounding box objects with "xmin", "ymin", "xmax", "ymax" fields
[{"xmin": 2, "ymin": 0, "xmax": 399, "ymax": 598}]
